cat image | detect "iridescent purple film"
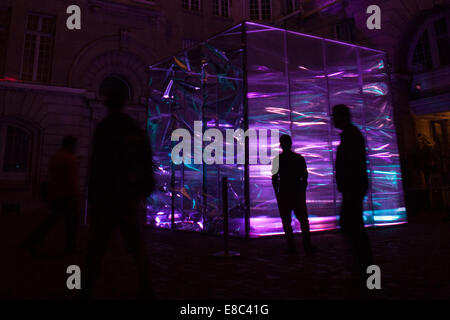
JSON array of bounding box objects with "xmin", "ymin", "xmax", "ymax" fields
[
  {"xmin": 147, "ymin": 26, "xmax": 246, "ymax": 235},
  {"xmin": 147, "ymin": 22, "xmax": 406, "ymax": 237}
]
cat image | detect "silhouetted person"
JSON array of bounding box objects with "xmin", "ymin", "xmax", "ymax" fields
[
  {"xmin": 272, "ymin": 135, "xmax": 314, "ymax": 254},
  {"xmin": 83, "ymin": 91, "xmax": 155, "ymax": 299},
  {"xmin": 332, "ymin": 104, "xmax": 373, "ymax": 279},
  {"xmin": 23, "ymin": 136, "xmax": 79, "ymax": 255}
]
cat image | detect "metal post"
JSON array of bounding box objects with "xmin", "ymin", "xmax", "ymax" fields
[
  {"xmin": 242, "ymin": 21, "xmax": 250, "ymax": 239},
  {"xmin": 213, "ymin": 177, "xmax": 240, "ymax": 257},
  {"xmin": 356, "ymin": 48, "xmax": 375, "ymax": 225},
  {"xmin": 201, "ymin": 57, "xmax": 208, "ymax": 233},
  {"xmin": 223, "ymin": 177, "xmax": 229, "ymax": 255},
  {"xmin": 322, "ymin": 39, "xmax": 338, "ymax": 219},
  {"xmin": 170, "ymin": 102, "xmax": 176, "ymax": 230}
]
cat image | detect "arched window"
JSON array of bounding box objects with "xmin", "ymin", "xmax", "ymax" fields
[
  {"xmin": 410, "ymin": 13, "xmax": 450, "ymax": 73},
  {"xmin": 99, "ymin": 74, "xmax": 131, "ymax": 101},
  {"xmin": 0, "ymin": 123, "xmax": 33, "ymax": 179}
]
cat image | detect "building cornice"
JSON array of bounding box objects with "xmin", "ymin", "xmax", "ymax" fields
[
  {"xmin": 0, "ymin": 81, "xmax": 86, "ymax": 95},
  {"xmin": 88, "ymin": 0, "xmax": 160, "ymax": 18},
  {"xmin": 409, "ymin": 91, "xmax": 450, "ymax": 115}
]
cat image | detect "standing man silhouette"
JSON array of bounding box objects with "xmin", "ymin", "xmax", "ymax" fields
[
  {"xmin": 272, "ymin": 134, "xmax": 314, "ymax": 254},
  {"xmin": 332, "ymin": 104, "xmax": 373, "ymax": 279}
]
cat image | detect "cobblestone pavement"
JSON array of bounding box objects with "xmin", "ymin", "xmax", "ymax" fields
[{"xmin": 1, "ymin": 208, "xmax": 449, "ymax": 300}]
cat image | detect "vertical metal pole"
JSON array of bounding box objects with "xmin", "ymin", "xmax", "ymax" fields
[
  {"xmin": 181, "ymin": 92, "xmax": 186, "ymax": 217},
  {"xmin": 242, "ymin": 21, "xmax": 250, "ymax": 238},
  {"xmin": 84, "ymin": 101, "xmax": 95, "ymax": 226},
  {"xmin": 386, "ymin": 56, "xmax": 407, "ymax": 212},
  {"xmin": 356, "ymin": 48, "xmax": 375, "ymax": 224},
  {"xmin": 322, "ymin": 40, "xmax": 338, "ymax": 218},
  {"xmin": 284, "ymin": 29, "xmax": 293, "ymax": 135},
  {"xmin": 170, "ymin": 102, "xmax": 176, "ymax": 230},
  {"xmin": 216, "ymin": 84, "xmax": 221, "ymax": 234},
  {"xmin": 201, "ymin": 55, "xmax": 208, "ymax": 232},
  {"xmin": 181, "ymin": 158, "xmax": 185, "ymax": 216},
  {"xmin": 222, "ymin": 177, "xmax": 229, "ymax": 255},
  {"xmin": 145, "ymin": 99, "xmax": 151, "ymax": 227},
  {"xmin": 213, "ymin": 175, "xmax": 239, "ymax": 257}
]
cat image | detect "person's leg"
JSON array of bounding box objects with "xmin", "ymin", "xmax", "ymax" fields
[
  {"xmin": 24, "ymin": 200, "xmax": 63, "ymax": 250},
  {"xmin": 352, "ymin": 196, "xmax": 373, "ymax": 278},
  {"xmin": 64, "ymin": 198, "xmax": 78, "ymax": 253},
  {"xmin": 339, "ymin": 193, "xmax": 350, "ymax": 233},
  {"xmin": 354, "ymin": 227, "xmax": 373, "ymax": 278},
  {"xmin": 118, "ymin": 200, "xmax": 152, "ymax": 298},
  {"xmin": 292, "ymin": 192, "xmax": 313, "ymax": 253},
  {"xmin": 82, "ymin": 202, "xmax": 114, "ymax": 299},
  {"xmin": 278, "ymin": 194, "xmax": 296, "ymax": 252},
  {"xmin": 340, "ymin": 192, "xmax": 358, "ymax": 274},
  {"xmin": 341, "ymin": 193, "xmax": 373, "ymax": 279}
]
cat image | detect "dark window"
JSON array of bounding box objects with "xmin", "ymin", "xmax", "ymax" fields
[
  {"xmin": 250, "ymin": 0, "xmax": 259, "ymax": 20},
  {"xmin": 412, "ymin": 30, "xmax": 433, "ymax": 72},
  {"xmin": 182, "ymin": 0, "xmax": 200, "ymax": 11},
  {"xmin": 0, "ymin": 7, "xmax": 11, "ymax": 77},
  {"xmin": 21, "ymin": 13, "xmax": 56, "ymax": 82},
  {"xmin": 285, "ymin": 0, "xmax": 299, "ymax": 14},
  {"xmin": 434, "ymin": 17, "xmax": 450, "ymax": 66},
  {"xmin": 335, "ymin": 18, "xmax": 355, "ymax": 42},
  {"xmin": 250, "ymin": 0, "xmax": 271, "ymax": 20},
  {"xmin": 410, "ymin": 15, "xmax": 450, "ymax": 72},
  {"xmin": 213, "ymin": 0, "xmax": 230, "ymax": 18},
  {"xmin": 261, "ymin": 0, "xmax": 271, "ymax": 20},
  {"xmin": 182, "ymin": 39, "xmax": 198, "ymax": 50},
  {"xmin": 2, "ymin": 126, "xmax": 31, "ymax": 173}
]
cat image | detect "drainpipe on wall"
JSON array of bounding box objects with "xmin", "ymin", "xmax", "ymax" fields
[{"xmin": 83, "ymin": 93, "xmax": 96, "ymax": 226}]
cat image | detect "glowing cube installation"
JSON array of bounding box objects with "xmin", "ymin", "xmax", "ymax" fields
[{"xmin": 146, "ymin": 22, "xmax": 406, "ymax": 237}]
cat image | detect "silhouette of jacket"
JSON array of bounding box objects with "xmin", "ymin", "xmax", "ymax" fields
[
  {"xmin": 272, "ymin": 150, "xmax": 308, "ymax": 194},
  {"xmin": 48, "ymin": 149, "xmax": 79, "ymax": 200},
  {"xmin": 335, "ymin": 124, "xmax": 368, "ymax": 195},
  {"xmin": 88, "ymin": 112, "xmax": 154, "ymax": 204},
  {"xmin": 23, "ymin": 148, "xmax": 79, "ymax": 254}
]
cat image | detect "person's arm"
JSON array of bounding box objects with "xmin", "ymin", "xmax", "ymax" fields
[
  {"xmin": 271, "ymin": 155, "xmax": 280, "ymax": 196},
  {"xmin": 141, "ymin": 128, "xmax": 155, "ymax": 195},
  {"xmin": 67, "ymin": 155, "xmax": 79, "ymax": 197},
  {"xmin": 300, "ymin": 156, "xmax": 308, "ymax": 192},
  {"xmin": 358, "ymin": 133, "xmax": 369, "ymax": 195},
  {"xmin": 87, "ymin": 127, "xmax": 103, "ymax": 202},
  {"xmin": 336, "ymin": 132, "xmax": 351, "ymax": 193},
  {"xmin": 272, "ymin": 174, "xmax": 279, "ymax": 195}
]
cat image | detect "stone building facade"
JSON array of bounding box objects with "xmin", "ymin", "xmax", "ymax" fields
[
  {"xmin": 0, "ymin": 0, "xmax": 249, "ymax": 215},
  {"xmin": 0, "ymin": 0, "xmax": 449, "ymax": 216}
]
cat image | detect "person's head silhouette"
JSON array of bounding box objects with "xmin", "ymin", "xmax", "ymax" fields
[
  {"xmin": 280, "ymin": 134, "xmax": 292, "ymax": 153},
  {"xmin": 104, "ymin": 92, "xmax": 126, "ymax": 113},
  {"xmin": 332, "ymin": 104, "xmax": 352, "ymax": 130},
  {"xmin": 61, "ymin": 135, "xmax": 77, "ymax": 153}
]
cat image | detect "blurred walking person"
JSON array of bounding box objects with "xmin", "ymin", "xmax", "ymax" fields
[
  {"xmin": 23, "ymin": 136, "xmax": 79, "ymax": 256},
  {"xmin": 83, "ymin": 90, "xmax": 155, "ymax": 299},
  {"xmin": 332, "ymin": 104, "xmax": 373, "ymax": 280}
]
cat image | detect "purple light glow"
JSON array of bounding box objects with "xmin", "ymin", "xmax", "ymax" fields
[{"xmin": 147, "ymin": 21, "xmax": 406, "ymax": 237}]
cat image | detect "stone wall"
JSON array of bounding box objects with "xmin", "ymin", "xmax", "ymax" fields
[{"xmin": 0, "ymin": 82, "xmax": 88, "ymax": 214}]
